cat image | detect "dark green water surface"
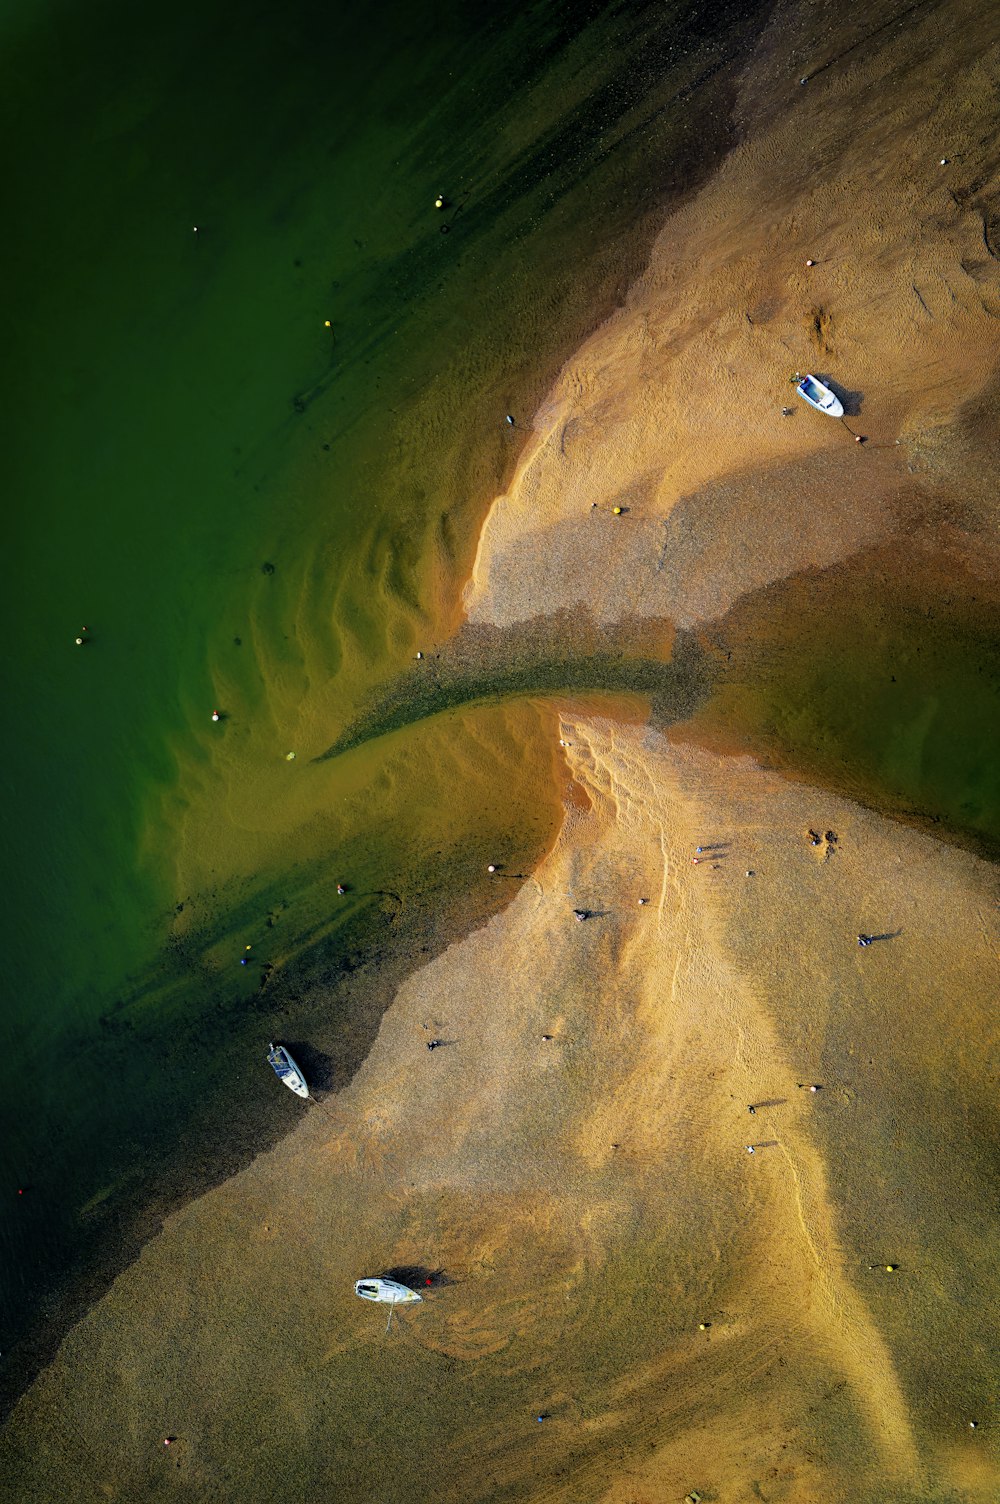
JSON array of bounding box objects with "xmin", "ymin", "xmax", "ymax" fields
[{"xmin": 1, "ymin": 0, "xmax": 773, "ymax": 1411}]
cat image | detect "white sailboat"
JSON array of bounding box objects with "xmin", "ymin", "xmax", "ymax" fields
[
  {"xmin": 355, "ymin": 1277, "xmax": 423, "ymax": 1332},
  {"xmin": 795, "ymin": 372, "xmax": 844, "ymax": 417},
  {"xmin": 266, "ymin": 1042, "xmax": 309, "ymax": 1098},
  {"xmin": 354, "ymin": 1277, "xmax": 422, "ymax": 1305}
]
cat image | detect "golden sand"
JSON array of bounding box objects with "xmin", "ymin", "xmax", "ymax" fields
[
  {"xmin": 465, "ymin": 0, "xmax": 1000, "ymax": 633},
  {"xmin": 2, "ymin": 722, "xmax": 997, "ymax": 1502}
]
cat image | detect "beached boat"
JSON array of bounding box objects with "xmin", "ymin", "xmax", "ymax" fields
[
  {"xmin": 795, "ymin": 372, "xmax": 844, "ymax": 417},
  {"xmin": 354, "ymin": 1277, "xmax": 423, "ymax": 1306},
  {"xmin": 266, "ymin": 1041, "xmax": 309, "ymax": 1098}
]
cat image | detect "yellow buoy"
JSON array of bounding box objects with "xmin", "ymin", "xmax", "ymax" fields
[{"xmin": 612, "ymin": 506, "xmax": 622, "ymax": 515}]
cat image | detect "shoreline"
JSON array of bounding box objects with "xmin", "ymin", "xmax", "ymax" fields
[
  {"xmin": 2, "ymin": 0, "xmax": 779, "ymax": 1420},
  {"xmin": 3, "ymin": 724, "xmax": 996, "ymax": 1500}
]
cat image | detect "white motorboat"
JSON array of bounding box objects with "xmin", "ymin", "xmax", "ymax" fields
[
  {"xmin": 354, "ymin": 1277, "xmax": 423, "ymax": 1306},
  {"xmin": 266, "ymin": 1042, "xmax": 309, "ymax": 1098},
  {"xmin": 795, "ymin": 372, "xmax": 844, "ymax": 417}
]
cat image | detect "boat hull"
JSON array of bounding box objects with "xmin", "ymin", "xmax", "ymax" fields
[
  {"xmin": 795, "ymin": 373, "xmax": 844, "ymax": 417},
  {"xmin": 266, "ymin": 1042, "xmax": 309, "ymax": 1098},
  {"xmin": 355, "ymin": 1277, "xmax": 423, "ymax": 1305}
]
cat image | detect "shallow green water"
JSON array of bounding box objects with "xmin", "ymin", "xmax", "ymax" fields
[{"xmin": 1, "ymin": 0, "xmax": 771, "ymax": 1401}]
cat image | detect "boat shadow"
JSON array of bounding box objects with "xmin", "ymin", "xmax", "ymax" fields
[
  {"xmin": 282, "ymin": 1040, "xmax": 337, "ymax": 1091},
  {"xmin": 815, "ymin": 373, "xmax": 863, "ymax": 416},
  {"xmin": 382, "ymin": 1265, "xmax": 455, "ymax": 1289}
]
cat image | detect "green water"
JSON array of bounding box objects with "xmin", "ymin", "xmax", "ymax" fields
[
  {"xmin": 692, "ymin": 546, "xmax": 1000, "ymax": 857},
  {"xmin": 1, "ymin": 0, "xmax": 771, "ymax": 1402}
]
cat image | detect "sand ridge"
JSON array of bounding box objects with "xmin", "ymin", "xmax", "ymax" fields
[{"xmin": 2, "ymin": 719, "xmax": 996, "ymax": 1502}]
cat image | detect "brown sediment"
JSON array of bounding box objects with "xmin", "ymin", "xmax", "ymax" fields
[{"xmin": 2, "ymin": 723, "xmax": 996, "ymax": 1502}]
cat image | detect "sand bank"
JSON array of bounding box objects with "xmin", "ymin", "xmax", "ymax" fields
[
  {"xmin": 465, "ymin": 0, "xmax": 1000, "ymax": 633},
  {"xmin": 2, "ymin": 720, "xmax": 996, "ymax": 1503}
]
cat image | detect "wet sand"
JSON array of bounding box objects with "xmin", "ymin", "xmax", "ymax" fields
[
  {"xmin": 3, "ymin": 1, "xmax": 1000, "ymax": 1499},
  {"xmin": 2, "ymin": 722, "xmax": 997, "ymax": 1502}
]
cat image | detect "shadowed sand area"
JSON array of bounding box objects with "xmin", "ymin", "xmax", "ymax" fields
[
  {"xmin": 4, "ymin": 0, "xmax": 1000, "ymax": 1499},
  {"xmin": 1, "ymin": 724, "xmax": 997, "ymax": 1502}
]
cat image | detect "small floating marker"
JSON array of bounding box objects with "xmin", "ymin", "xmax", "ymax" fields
[
  {"xmin": 612, "ymin": 506, "xmax": 622, "ymax": 515},
  {"xmin": 75, "ymin": 636, "xmax": 84, "ymax": 646},
  {"xmin": 969, "ymin": 1420, "xmax": 979, "ymax": 1429},
  {"xmin": 885, "ymin": 1264, "xmax": 898, "ymax": 1273},
  {"xmin": 324, "ymin": 319, "xmax": 332, "ymax": 328},
  {"xmin": 940, "ymin": 158, "xmax": 949, "ymax": 166},
  {"xmin": 638, "ymin": 897, "xmax": 648, "ymax": 905},
  {"xmin": 434, "ymin": 195, "xmax": 446, "ymax": 210},
  {"xmin": 505, "ymin": 414, "xmax": 515, "ymax": 426},
  {"xmin": 416, "ymin": 650, "xmax": 423, "ymax": 660},
  {"xmin": 805, "ymin": 258, "xmax": 815, "ymax": 267},
  {"xmin": 487, "ymin": 864, "xmax": 496, "ymax": 873},
  {"xmin": 698, "ymin": 1322, "xmax": 710, "ymax": 1331},
  {"xmin": 285, "ymin": 751, "xmax": 296, "ymax": 761},
  {"xmin": 211, "ymin": 710, "xmax": 221, "ymax": 722}
]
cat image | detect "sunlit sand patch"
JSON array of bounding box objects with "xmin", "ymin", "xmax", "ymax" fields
[
  {"xmin": 4, "ymin": 713, "xmax": 996, "ymax": 1502},
  {"xmin": 464, "ymin": 5, "xmax": 1000, "ymax": 639}
]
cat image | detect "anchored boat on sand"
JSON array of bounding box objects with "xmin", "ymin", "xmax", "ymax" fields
[
  {"xmin": 795, "ymin": 372, "xmax": 844, "ymax": 417},
  {"xmin": 354, "ymin": 1277, "xmax": 423, "ymax": 1306},
  {"xmin": 355, "ymin": 1276, "xmax": 423, "ymax": 1331},
  {"xmin": 266, "ymin": 1042, "xmax": 309, "ymax": 1098}
]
